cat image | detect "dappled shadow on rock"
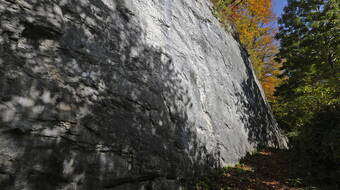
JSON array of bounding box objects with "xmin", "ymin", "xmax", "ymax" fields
[
  {"xmin": 236, "ymin": 47, "xmax": 288, "ymax": 149},
  {"xmin": 0, "ymin": 0, "xmax": 219, "ymax": 189}
]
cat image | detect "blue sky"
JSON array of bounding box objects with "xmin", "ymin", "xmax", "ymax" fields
[
  {"xmin": 271, "ymin": 0, "xmax": 288, "ymax": 27},
  {"xmin": 273, "ymin": 0, "xmax": 288, "ymax": 17}
]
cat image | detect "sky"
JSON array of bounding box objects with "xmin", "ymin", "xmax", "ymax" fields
[
  {"xmin": 273, "ymin": 0, "xmax": 288, "ymax": 17},
  {"xmin": 272, "ymin": 0, "xmax": 288, "ymax": 27}
]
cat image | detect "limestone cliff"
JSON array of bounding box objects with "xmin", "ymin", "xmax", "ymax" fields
[{"xmin": 0, "ymin": 0, "xmax": 287, "ymax": 189}]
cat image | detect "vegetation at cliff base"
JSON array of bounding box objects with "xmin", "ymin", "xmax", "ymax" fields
[{"xmin": 206, "ymin": 0, "xmax": 340, "ymax": 189}]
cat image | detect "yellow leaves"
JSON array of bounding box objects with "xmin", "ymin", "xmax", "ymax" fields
[
  {"xmin": 262, "ymin": 75, "xmax": 280, "ymax": 101},
  {"xmin": 244, "ymin": 0, "xmax": 273, "ymax": 24},
  {"xmin": 211, "ymin": 0, "xmax": 283, "ymax": 101},
  {"xmin": 231, "ymin": 0, "xmax": 282, "ymax": 101}
]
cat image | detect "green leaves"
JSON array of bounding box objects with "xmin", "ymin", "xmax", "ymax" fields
[
  {"xmin": 274, "ymin": 0, "xmax": 340, "ymax": 131},
  {"xmin": 274, "ymin": 0, "xmax": 340, "ymax": 185}
]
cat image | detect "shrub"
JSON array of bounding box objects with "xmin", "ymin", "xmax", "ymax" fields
[{"xmin": 296, "ymin": 103, "xmax": 340, "ymax": 185}]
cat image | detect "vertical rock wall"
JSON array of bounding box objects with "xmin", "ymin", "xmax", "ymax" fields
[{"xmin": 0, "ymin": 0, "xmax": 287, "ymax": 189}]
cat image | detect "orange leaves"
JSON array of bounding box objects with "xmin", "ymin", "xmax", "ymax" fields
[
  {"xmin": 230, "ymin": 0, "xmax": 282, "ymax": 102},
  {"xmin": 211, "ymin": 0, "xmax": 283, "ymax": 102},
  {"xmin": 245, "ymin": 0, "xmax": 273, "ymax": 23},
  {"xmin": 262, "ymin": 75, "xmax": 280, "ymax": 101}
]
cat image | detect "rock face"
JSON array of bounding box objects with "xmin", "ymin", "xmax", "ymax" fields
[{"xmin": 0, "ymin": 0, "xmax": 287, "ymax": 189}]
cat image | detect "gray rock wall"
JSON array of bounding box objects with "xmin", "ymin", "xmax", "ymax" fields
[{"xmin": 0, "ymin": 0, "xmax": 287, "ymax": 189}]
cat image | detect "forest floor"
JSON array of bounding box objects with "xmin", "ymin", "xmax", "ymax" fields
[{"xmin": 194, "ymin": 148, "xmax": 336, "ymax": 190}]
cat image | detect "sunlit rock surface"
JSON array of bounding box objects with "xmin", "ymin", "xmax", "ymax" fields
[{"xmin": 0, "ymin": 0, "xmax": 287, "ymax": 189}]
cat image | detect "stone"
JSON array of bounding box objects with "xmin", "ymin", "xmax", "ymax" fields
[{"xmin": 0, "ymin": 0, "xmax": 287, "ymax": 189}]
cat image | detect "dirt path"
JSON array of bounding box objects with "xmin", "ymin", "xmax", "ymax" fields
[{"xmin": 194, "ymin": 149, "xmax": 333, "ymax": 190}]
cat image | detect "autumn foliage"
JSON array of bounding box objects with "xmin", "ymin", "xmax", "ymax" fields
[{"xmin": 211, "ymin": 0, "xmax": 283, "ymax": 102}]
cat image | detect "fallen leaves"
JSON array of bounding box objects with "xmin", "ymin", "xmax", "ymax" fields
[{"xmin": 194, "ymin": 149, "xmax": 318, "ymax": 190}]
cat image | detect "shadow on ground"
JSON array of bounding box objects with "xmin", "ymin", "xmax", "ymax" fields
[{"xmin": 193, "ymin": 148, "xmax": 337, "ymax": 190}]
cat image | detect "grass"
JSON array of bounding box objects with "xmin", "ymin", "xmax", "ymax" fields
[{"xmin": 192, "ymin": 148, "xmax": 338, "ymax": 190}]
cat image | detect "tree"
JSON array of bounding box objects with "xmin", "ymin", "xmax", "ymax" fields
[
  {"xmin": 211, "ymin": 0, "xmax": 284, "ymax": 102},
  {"xmin": 275, "ymin": 0, "xmax": 340, "ymax": 131},
  {"xmin": 274, "ymin": 0, "xmax": 340, "ymax": 183},
  {"xmin": 233, "ymin": 0, "xmax": 283, "ymax": 101}
]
